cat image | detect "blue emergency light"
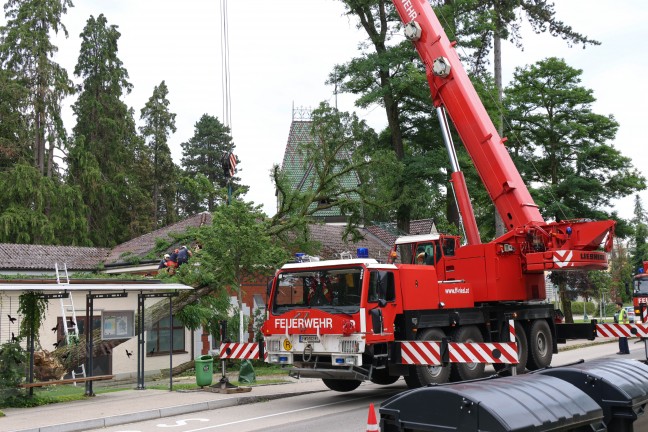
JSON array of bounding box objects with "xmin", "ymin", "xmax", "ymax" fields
[{"xmin": 357, "ymin": 248, "xmax": 369, "ymax": 258}]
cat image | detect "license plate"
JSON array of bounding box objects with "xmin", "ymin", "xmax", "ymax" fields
[{"xmin": 299, "ymin": 335, "xmax": 320, "ymax": 343}]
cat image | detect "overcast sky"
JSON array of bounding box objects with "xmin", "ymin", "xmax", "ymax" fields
[{"xmin": 3, "ymin": 0, "xmax": 647, "ymax": 221}]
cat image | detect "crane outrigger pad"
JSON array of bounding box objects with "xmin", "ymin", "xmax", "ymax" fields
[{"xmin": 379, "ymin": 374, "xmax": 605, "ymax": 431}]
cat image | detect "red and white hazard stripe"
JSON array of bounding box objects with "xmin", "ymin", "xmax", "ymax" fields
[
  {"xmin": 400, "ymin": 341, "xmax": 442, "ymax": 365},
  {"xmin": 400, "ymin": 319, "xmax": 519, "ymax": 366},
  {"xmin": 219, "ymin": 342, "xmax": 260, "ymax": 360},
  {"xmin": 596, "ymin": 323, "xmax": 648, "ymax": 338},
  {"xmin": 449, "ymin": 341, "xmax": 518, "ymax": 364},
  {"xmin": 508, "ymin": 319, "xmax": 516, "ymax": 343},
  {"xmin": 400, "ymin": 340, "xmax": 518, "ymax": 365}
]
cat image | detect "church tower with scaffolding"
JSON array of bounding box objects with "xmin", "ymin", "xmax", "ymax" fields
[{"xmin": 277, "ymin": 106, "xmax": 361, "ymax": 222}]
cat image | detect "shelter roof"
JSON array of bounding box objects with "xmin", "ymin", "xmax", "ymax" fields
[{"xmin": 0, "ymin": 279, "xmax": 192, "ymax": 291}]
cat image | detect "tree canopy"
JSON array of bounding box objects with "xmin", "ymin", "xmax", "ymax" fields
[{"xmin": 505, "ymin": 57, "xmax": 645, "ymax": 226}]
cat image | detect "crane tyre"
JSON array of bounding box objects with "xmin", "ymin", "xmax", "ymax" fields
[
  {"xmin": 494, "ymin": 321, "xmax": 528, "ymax": 375},
  {"xmin": 526, "ymin": 319, "xmax": 553, "ymax": 370},
  {"xmin": 404, "ymin": 369, "xmax": 421, "ymax": 389},
  {"xmin": 322, "ymin": 378, "xmax": 362, "ymax": 392},
  {"xmin": 449, "ymin": 325, "xmax": 484, "ymax": 382},
  {"xmin": 409, "ymin": 328, "xmax": 451, "ymax": 387},
  {"xmin": 370, "ymin": 368, "xmax": 400, "ymax": 385}
]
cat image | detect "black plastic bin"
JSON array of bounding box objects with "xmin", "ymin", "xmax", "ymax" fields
[
  {"xmin": 538, "ymin": 359, "xmax": 648, "ymax": 432},
  {"xmin": 379, "ymin": 374, "xmax": 605, "ymax": 432}
]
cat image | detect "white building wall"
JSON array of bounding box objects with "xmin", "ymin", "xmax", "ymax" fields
[{"xmin": 0, "ymin": 291, "xmax": 194, "ymax": 379}]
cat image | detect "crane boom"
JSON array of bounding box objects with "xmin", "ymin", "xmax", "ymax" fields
[
  {"xmin": 391, "ymin": 0, "xmax": 614, "ymax": 270},
  {"xmin": 392, "ymin": 0, "xmax": 541, "ymax": 229}
]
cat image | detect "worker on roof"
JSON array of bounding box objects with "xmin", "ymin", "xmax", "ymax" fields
[
  {"xmin": 177, "ymin": 245, "xmax": 193, "ymax": 266},
  {"xmin": 158, "ymin": 254, "xmax": 171, "ymax": 270}
]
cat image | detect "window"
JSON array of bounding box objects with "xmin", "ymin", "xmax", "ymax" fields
[
  {"xmin": 272, "ymin": 268, "xmax": 363, "ymax": 313},
  {"xmin": 368, "ymin": 271, "xmax": 395, "ymax": 303},
  {"xmin": 443, "ymin": 238, "xmax": 456, "ymax": 256},
  {"xmin": 146, "ymin": 315, "xmax": 185, "ymax": 356},
  {"xmin": 416, "ymin": 243, "xmax": 439, "ymax": 265},
  {"xmin": 56, "ymin": 316, "xmax": 101, "ymax": 344}
]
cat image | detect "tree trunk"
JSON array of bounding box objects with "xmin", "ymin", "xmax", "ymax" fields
[{"xmin": 559, "ymin": 283, "xmax": 574, "ymax": 324}]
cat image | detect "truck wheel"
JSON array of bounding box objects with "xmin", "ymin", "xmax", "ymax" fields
[
  {"xmin": 322, "ymin": 378, "xmax": 362, "ymax": 392},
  {"xmin": 408, "ymin": 328, "xmax": 451, "ymax": 387},
  {"xmin": 494, "ymin": 321, "xmax": 528, "ymax": 375},
  {"xmin": 526, "ymin": 319, "xmax": 552, "ymax": 370},
  {"xmin": 450, "ymin": 325, "xmax": 484, "ymax": 381},
  {"xmin": 370, "ymin": 368, "xmax": 400, "ymax": 385}
]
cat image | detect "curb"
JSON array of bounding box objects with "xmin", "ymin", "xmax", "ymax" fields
[{"xmin": 9, "ymin": 390, "xmax": 325, "ymax": 432}]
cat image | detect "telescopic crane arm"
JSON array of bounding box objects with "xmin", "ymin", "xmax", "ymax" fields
[{"xmin": 390, "ymin": 0, "xmax": 614, "ymax": 270}]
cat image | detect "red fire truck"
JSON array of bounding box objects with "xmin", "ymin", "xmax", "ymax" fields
[{"xmin": 632, "ymin": 261, "xmax": 648, "ymax": 324}]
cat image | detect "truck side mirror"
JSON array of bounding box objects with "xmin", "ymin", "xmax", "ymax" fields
[{"xmin": 378, "ymin": 299, "xmax": 387, "ymax": 308}]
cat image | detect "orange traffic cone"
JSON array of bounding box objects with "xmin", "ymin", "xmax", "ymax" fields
[{"xmin": 366, "ymin": 402, "xmax": 379, "ymax": 432}]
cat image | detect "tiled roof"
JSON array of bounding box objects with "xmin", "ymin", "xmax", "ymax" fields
[
  {"xmin": 410, "ymin": 219, "xmax": 437, "ymax": 235},
  {"xmin": 307, "ymin": 224, "xmax": 393, "ymax": 262},
  {"xmin": 0, "ymin": 212, "xmax": 213, "ymax": 271},
  {"xmin": 0, "ymin": 244, "xmax": 110, "ymax": 271},
  {"xmin": 280, "ymin": 120, "xmax": 360, "ymax": 219},
  {"xmin": 0, "ymin": 211, "xmax": 435, "ymax": 271},
  {"xmin": 105, "ymin": 212, "xmax": 212, "ymax": 264},
  {"xmin": 365, "ymin": 219, "xmax": 437, "ymax": 246}
]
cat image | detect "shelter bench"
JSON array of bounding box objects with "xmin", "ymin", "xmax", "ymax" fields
[{"xmin": 19, "ymin": 374, "xmax": 115, "ymax": 388}]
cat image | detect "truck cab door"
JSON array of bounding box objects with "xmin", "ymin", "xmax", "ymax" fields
[{"xmin": 366, "ymin": 270, "xmax": 400, "ymax": 342}]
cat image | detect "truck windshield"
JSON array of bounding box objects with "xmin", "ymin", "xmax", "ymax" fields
[
  {"xmin": 272, "ymin": 267, "xmax": 363, "ymax": 314},
  {"xmin": 635, "ymin": 276, "xmax": 648, "ymax": 295}
]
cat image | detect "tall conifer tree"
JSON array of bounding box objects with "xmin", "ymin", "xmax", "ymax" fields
[
  {"xmin": 68, "ymin": 14, "xmax": 147, "ymax": 246},
  {"xmin": 0, "ymin": 0, "xmax": 74, "ymax": 177},
  {"xmin": 140, "ymin": 81, "xmax": 177, "ymax": 227},
  {"xmin": 180, "ymin": 114, "xmax": 235, "ymax": 212},
  {"xmin": 0, "ymin": 0, "xmax": 89, "ymax": 245},
  {"xmin": 0, "ymin": 67, "xmax": 28, "ymax": 168}
]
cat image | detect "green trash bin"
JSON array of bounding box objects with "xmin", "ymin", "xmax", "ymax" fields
[{"xmin": 195, "ymin": 355, "xmax": 214, "ymax": 387}]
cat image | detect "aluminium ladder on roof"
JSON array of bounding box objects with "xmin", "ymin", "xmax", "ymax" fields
[{"xmin": 56, "ymin": 263, "xmax": 86, "ymax": 383}]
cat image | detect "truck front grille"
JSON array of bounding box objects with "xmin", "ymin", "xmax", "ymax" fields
[
  {"xmin": 340, "ymin": 339, "xmax": 359, "ymax": 353},
  {"xmin": 266, "ymin": 339, "xmax": 280, "ymax": 352}
]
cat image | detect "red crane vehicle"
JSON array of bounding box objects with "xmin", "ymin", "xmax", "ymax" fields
[
  {"xmin": 259, "ymin": 0, "xmax": 616, "ymax": 392},
  {"xmin": 632, "ymin": 261, "xmax": 648, "ymax": 324}
]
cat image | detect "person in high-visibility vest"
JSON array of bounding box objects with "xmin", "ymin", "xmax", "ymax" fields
[{"xmin": 615, "ymin": 301, "xmax": 630, "ymax": 355}]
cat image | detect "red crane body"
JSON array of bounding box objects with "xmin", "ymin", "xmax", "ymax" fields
[
  {"xmin": 390, "ymin": 0, "xmax": 615, "ymax": 284},
  {"xmin": 260, "ymin": 0, "xmax": 619, "ymax": 394}
]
